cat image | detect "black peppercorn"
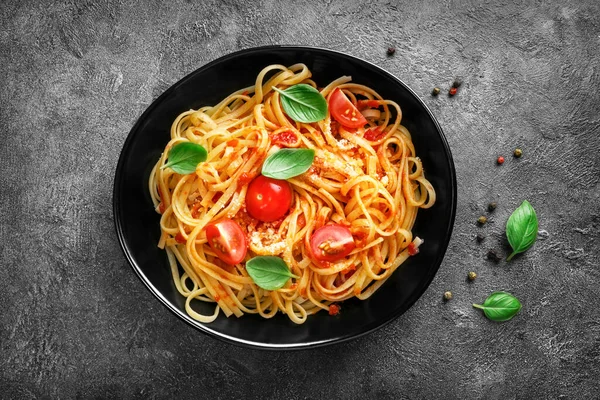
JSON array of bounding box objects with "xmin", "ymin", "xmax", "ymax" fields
[
  {"xmin": 387, "ymin": 47, "xmax": 396, "ymax": 56},
  {"xmin": 487, "ymin": 249, "xmax": 502, "ymax": 262},
  {"xmin": 476, "ymin": 233, "xmax": 485, "ymax": 243},
  {"xmin": 452, "ymin": 79, "xmax": 462, "ymax": 88},
  {"xmin": 488, "ymin": 202, "xmax": 497, "ymax": 212}
]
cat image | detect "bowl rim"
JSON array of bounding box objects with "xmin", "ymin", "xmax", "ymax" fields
[{"xmin": 113, "ymin": 44, "xmax": 457, "ymax": 350}]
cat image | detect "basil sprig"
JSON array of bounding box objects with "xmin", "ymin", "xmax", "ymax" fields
[
  {"xmin": 161, "ymin": 142, "xmax": 207, "ymax": 175},
  {"xmin": 473, "ymin": 291, "xmax": 522, "ymax": 322},
  {"xmin": 272, "ymin": 84, "xmax": 328, "ymax": 123},
  {"xmin": 506, "ymin": 200, "xmax": 538, "ymax": 261},
  {"xmin": 246, "ymin": 256, "xmax": 298, "ymax": 291},
  {"xmin": 262, "ymin": 148, "xmax": 315, "ymax": 180}
]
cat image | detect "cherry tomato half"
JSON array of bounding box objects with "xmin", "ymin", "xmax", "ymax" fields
[
  {"xmin": 309, "ymin": 224, "xmax": 356, "ymax": 263},
  {"xmin": 246, "ymin": 175, "xmax": 293, "ymax": 222},
  {"xmin": 328, "ymin": 88, "xmax": 367, "ymax": 129},
  {"xmin": 205, "ymin": 219, "xmax": 247, "ymax": 265}
]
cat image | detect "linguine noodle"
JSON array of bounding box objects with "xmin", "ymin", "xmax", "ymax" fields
[{"xmin": 149, "ymin": 63, "xmax": 435, "ymax": 324}]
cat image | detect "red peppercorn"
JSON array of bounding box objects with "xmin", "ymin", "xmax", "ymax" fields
[
  {"xmin": 497, "ymin": 156, "xmax": 505, "ymax": 165},
  {"xmin": 449, "ymin": 87, "xmax": 457, "ymax": 96}
]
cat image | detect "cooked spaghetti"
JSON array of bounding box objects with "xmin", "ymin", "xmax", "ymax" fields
[{"xmin": 149, "ymin": 63, "xmax": 435, "ymax": 324}]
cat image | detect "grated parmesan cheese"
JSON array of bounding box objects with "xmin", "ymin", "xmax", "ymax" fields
[
  {"xmin": 336, "ymin": 138, "xmax": 356, "ymax": 151},
  {"xmin": 249, "ymin": 230, "xmax": 286, "ymax": 256},
  {"xmin": 314, "ymin": 148, "xmax": 361, "ymax": 178}
]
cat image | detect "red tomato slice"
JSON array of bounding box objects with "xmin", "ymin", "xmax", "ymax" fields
[
  {"xmin": 205, "ymin": 219, "xmax": 247, "ymax": 265},
  {"xmin": 246, "ymin": 175, "xmax": 293, "ymax": 222},
  {"xmin": 309, "ymin": 224, "xmax": 356, "ymax": 263},
  {"xmin": 328, "ymin": 88, "xmax": 367, "ymax": 129}
]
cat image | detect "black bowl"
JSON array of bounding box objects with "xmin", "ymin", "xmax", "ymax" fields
[{"xmin": 113, "ymin": 46, "xmax": 456, "ymax": 349}]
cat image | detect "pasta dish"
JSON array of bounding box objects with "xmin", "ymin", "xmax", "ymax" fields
[{"xmin": 149, "ymin": 63, "xmax": 435, "ymax": 324}]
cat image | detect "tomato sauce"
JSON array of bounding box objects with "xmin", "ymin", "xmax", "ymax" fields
[
  {"xmin": 341, "ymin": 265, "xmax": 356, "ymax": 275},
  {"xmin": 158, "ymin": 187, "xmax": 167, "ymax": 214},
  {"xmin": 296, "ymin": 214, "xmax": 306, "ymax": 229},
  {"xmin": 357, "ymin": 99, "xmax": 380, "ymax": 109},
  {"xmin": 270, "ymin": 217, "xmax": 285, "ymax": 230},
  {"xmin": 407, "ymin": 242, "xmax": 420, "ymax": 256},
  {"xmin": 364, "ymin": 126, "xmax": 385, "ymax": 141},
  {"xmin": 270, "ymin": 130, "xmax": 299, "ymax": 147},
  {"xmin": 330, "ymin": 120, "xmax": 340, "ymax": 136},
  {"xmin": 212, "ymin": 192, "xmax": 222, "ymax": 203},
  {"xmin": 237, "ymin": 172, "xmax": 256, "ymax": 186},
  {"xmin": 175, "ymin": 232, "xmax": 186, "ymax": 244}
]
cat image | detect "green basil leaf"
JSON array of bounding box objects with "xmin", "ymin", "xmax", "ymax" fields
[
  {"xmin": 161, "ymin": 142, "xmax": 207, "ymax": 175},
  {"xmin": 506, "ymin": 200, "xmax": 538, "ymax": 261},
  {"xmin": 245, "ymin": 256, "xmax": 298, "ymax": 291},
  {"xmin": 261, "ymin": 148, "xmax": 315, "ymax": 180},
  {"xmin": 272, "ymin": 84, "xmax": 328, "ymax": 123},
  {"xmin": 473, "ymin": 291, "xmax": 522, "ymax": 322}
]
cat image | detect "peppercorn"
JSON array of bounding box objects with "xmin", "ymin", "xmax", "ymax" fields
[
  {"xmin": 497, "ymin": 156, "xmax": 505, "ymax": 165},
  {"xmin": 488, "ymin": 202, "xmax": 497, "ymax": 212},
  {"xmin": 514, "ymin": 148, "xmax": 523, "ymax": 158},
  {"xmin": 443, "ymin": 291, "xmax": 453, "ymax": 301},
  {"xmin": 468, "ymin": 271, "xmax": 477, "ymax": 281},
  {"xmin": 452, "ymin": 78, "xmax": 462, "ymax": 88},
  {"xmin": 387, "ymin": 47, "xmax": 396, "ymax": 56},
  {"xmin": 432, "ymin": 87, "xmax": 440, "ymax": 96},
  {"xmin": 476, "ymin": 233, "xmax": 485, "ymax": 243},
  {"xmin": 477, "ymin": 216, "xmax": 488, "ymax": 225},
  {"xmin": 449, "ymin": 87, "xmax": 457, "ymax": 96},
  {"xmin": 486, "ymin": 249, "xmax": 502, "ymax": 262}
]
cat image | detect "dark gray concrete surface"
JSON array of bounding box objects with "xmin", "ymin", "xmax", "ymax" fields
[{"xmin": 1, "ymin": 1, "xmax": 599, "ymax": 399}]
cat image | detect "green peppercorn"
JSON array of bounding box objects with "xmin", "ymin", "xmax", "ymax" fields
[
  {"xmin": 514, "ymin": 148, "xmax": 523, "ymax": 158},
  {"xmin": 468, "ymin": 271, "xmax": 477, "ymax": 281},
  {"xmin": 487, "ymin": 202, "xmax": 497, "ymax": 212},
  {"xmin": 432, "ymin": 87, "xmax": 440, "ymax": 96},
  {"xmin": 443, "ymin": 291, "xmax": 453, "ymax": 301},
  {"xmin": 477, "ymin": 215, "xmax": 488, "ymax": 225}
]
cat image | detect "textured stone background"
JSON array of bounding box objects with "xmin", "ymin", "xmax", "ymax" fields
[{"xmin": 1, "ymin": 0, "xmax": 599, "ymax": 399}]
